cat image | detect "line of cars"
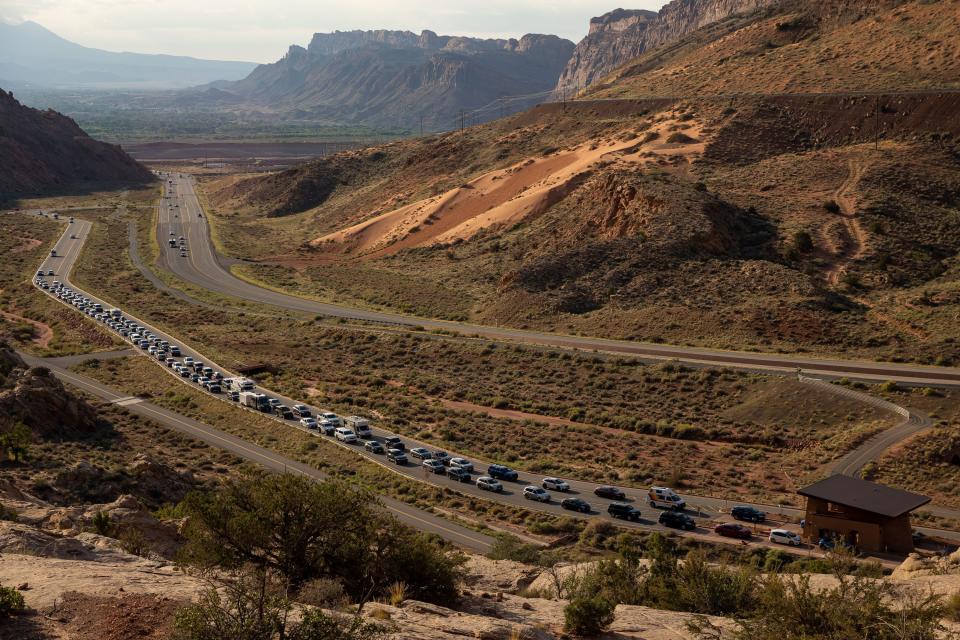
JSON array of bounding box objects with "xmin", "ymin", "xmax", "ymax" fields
[{"xmin": 35, "ymin": 263, "xmax": 808, "ymax": 548}]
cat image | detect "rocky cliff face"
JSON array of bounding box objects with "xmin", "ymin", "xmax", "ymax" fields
[
  {"xmin": 556, "ymin": 0, "xmax": 781, "ymax": 92},
  {"xmin": 222, "ymin": 30, "xmax": 574, "ymax": 130},
  {"xmin": 0, "ymin": 89, "xmax": 153, "ymax": 199}
]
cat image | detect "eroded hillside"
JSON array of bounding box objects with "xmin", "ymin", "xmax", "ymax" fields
[
  {"xmin": 590, "ymin": 0, "xmax": 960, "ymax": 98},
  {"xmin": 203, "ymin": 0, "xmax": 960, "ymax": 363}
]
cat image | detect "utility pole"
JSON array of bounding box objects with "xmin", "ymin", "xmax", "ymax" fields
[
  {"xmin": 420, "ymin": 115, "xmax": 424, "ymax": 137},
  {"xmin": 460, "ymin": 109, "xmax": 465, "ymax": 134}
]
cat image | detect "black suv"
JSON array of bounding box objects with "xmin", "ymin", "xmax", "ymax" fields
[
  {"xmin": 487, "ymin": 464, "xmax": 519, "ymax": 481},
  {"xmin": 594, "ymin": 485, "xmax": 627, "ymax": 500},
  {"xmin": 607, "ymin": 502, "xmax": 642, "ymax": 521},
  {"xmin": 274, "ymin": 405, "xmax": 294, "ymax": 420},
  {"xmin": 386, "ymin": 449, "xmax": 407, "ymax": 465},
  {"xmin": 658, "ymin": 510, "xmax": 696, "ymax": 531},
  {"xmin": 561, "ymin": 498, "xmax": 592, "ymax": 513},
  {"xmin": 731, "ymin": 506, "xmax": 765, "ymax": 523}
]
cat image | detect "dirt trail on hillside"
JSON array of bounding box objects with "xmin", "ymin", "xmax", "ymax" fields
[
  {"xmin": 310, "ymin": 116, "xmax": 706, "ymax": 259},
  {"xmin": 0, "ymin": 308, "xmax": 54, "ymax": 347},
  {"xmin": 824, "ymin": 158, "xmax": 867, "ymax": 286},
  {"xmin": 818, "ymin": 157, "xmax": 929, "ymax": 340}
]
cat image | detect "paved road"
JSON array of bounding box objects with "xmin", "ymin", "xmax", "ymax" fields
[
  {"xmin": 32, "ymin": 214, "xmax": 960, "ymax": 551},
  {"xmin": 19, "ymin": 350, "xmax": 495, "ymax": 554},
  {"xmin": 147, "ymin": 172, "xmax": 960, "ymax": 387}
]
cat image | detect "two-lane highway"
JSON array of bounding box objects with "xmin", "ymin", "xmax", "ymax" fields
[{"xmin": 153, "ymin": 172, "xmax": 960, "ymax": 387}]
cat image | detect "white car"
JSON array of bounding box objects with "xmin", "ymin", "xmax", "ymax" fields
[
  {"xmin": 523, "ymin": 486, "xmax": 551, "ymax": 503},
  {"xmin": 335, "ymin": 427, "xmax": 358, "ymax": 443},
  {"xmin": 476, "ymin": 476, "xmax": 503, "ymax": 492},
  {"xmin": 300, "ymin": 417, "xmax": 318, "ymax": 430},
  {"xmin": 449, "ymin": 457, "xmax": 474, "ymax": 473},
  {"xmin": 319, "ymin": 412, "xmax": 341, "ymax": 426},
  {"xmin": 769, "ymin": 529, "xmax": 803, "ymax": 546},
  {"xmin": 542, "ymin": 477, "xmax": 570, "ymax": 492}
]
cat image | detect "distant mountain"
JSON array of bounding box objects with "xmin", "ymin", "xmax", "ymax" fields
[
  {"xmin": 556, "ymin": 0, "xmax": 781, "ymax": 93},
  {"xmin": 0, "ymin": 88, "xmax": 153, "ymax": 199},
  {"xmin": 0, "ymin": 21, "xmax": 257, "ymax": 90},
  {"xmin": 209, "ymin": 30, "xmax": 574, "ymax": 130}
]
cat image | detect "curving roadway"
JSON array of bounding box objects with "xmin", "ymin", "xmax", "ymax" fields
[{"xmin": 152, "ymin": 172, "xmax": 960, "ymax": 387}]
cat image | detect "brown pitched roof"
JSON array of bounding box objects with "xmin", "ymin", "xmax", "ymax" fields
[{"xmin": 797, "ymin": 475, "xmax": 930, "ymax": 518}]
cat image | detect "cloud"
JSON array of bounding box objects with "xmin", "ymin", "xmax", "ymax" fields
[{"xmin": 1, "ymin": 0, "xmax": 664, "ymax": 62}]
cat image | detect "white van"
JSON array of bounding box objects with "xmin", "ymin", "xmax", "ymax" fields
[
  {"xmin": 235, "ymin": 378, "xmax": 255, "ymax": 392},
  {"xmin": 647, "ymin": 486, "xmax": 686, "ymax": 511},
  {"xmin": 344, "ymin": 416, "xmax": 371, "ymax": 438}
]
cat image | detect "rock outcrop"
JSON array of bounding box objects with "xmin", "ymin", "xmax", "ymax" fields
[
  {"xmin": 556, "ymin": 0, "xmax": 782, "ymax": 93},
  {"xmin": 0, "ymin": 89, "xmax": 153, "ymax": 199},
  {"xmin": 0, "ymin": 344, "xmax": 98, "ymax": 438},
  {"xmin": 2, "ymin": 492, "xmax": 183, "ymax": 559}
]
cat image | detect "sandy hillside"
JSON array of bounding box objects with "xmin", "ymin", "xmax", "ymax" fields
[{"xmin": 311, "ymin": 113, "xmax": 707, "ymax": 257}]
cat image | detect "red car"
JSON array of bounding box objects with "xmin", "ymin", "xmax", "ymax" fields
[{"xmin": 714, "ymin": 523, "xmax": 752, "ymax": 540}]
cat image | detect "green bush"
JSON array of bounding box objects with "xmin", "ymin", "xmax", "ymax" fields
[
  {"xmin": 0, "ymin": 583, "xmax": 25, "ymax": 619},
  {"xmin": 91, "ymin": 510, "xmax": 113, "ymax": 536},
  {"xmin": 564, "ymin": 595, "xmax": 616, "ymax": 637}
]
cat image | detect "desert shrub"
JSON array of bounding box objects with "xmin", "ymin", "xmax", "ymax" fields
[
  {"xmin": 579, "ymin": 520, "xmax": 620, "ymax": 549},
  {"xmin": 0, "ymin": 583, "xmax": 25, "ymax": 619},
  {"xmin": 528, "ymin": 516, "xmax": 582, "ymax": 536},
  {"xmin": 179, "ymin": 474, "xmax": 463, "ymax": 606},
  {"xmin": 947, "ymin": 592, "xmax": 960, "ymax": 622},
  {"xmin": 118, "ymin": 526, "xmax": 150, "ymax": 556},
  {"xmin": 792, "ymin": 231, "xmax": 814, "ymax": 254},
  {"xmin": 487, "ymin": 534, "xmax": 541, "ymax": 564},
  {"xmin": 761, "ymin": 549, "xmax": 792, "ymax": 572},
  {"xmin": 824, "ymin": 200, "xmax": 841, "ymax": 214},
  {"xmin": 672, "ymin": 424, "xmax": 707, "ymax": 441},
  {"xmin": 564, "ymin": 595, "xmax": 616, "ymax": 637},
  {"xmin": 298, "ymin": 578, "xmax": 348, "ymax": 608},
  {"xmin": 174, "ymin": 568, "xmax": 385, "ymax": 640},
  {"xmin": 0, "ymin": 421, "xmax": 31, "ymax": 462},
  {"xmin": 666, "ymin": 132, "xmax": 696, "ymax": 144},
  {"xmin": 91, "ymin": 510, "xmax": 113, "ymax": 536},
  {"xmin": 878, "ymin": 380, "xmax": 899, "ymax": 393},
  {"xmin": 694, "ymin": 573, "xmax": 951, "ymax": 640}
]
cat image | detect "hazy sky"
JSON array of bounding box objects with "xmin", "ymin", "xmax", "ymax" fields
[{"xmin": 0, "ymin": 1, "xmax": 665, "ymax": 63}]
